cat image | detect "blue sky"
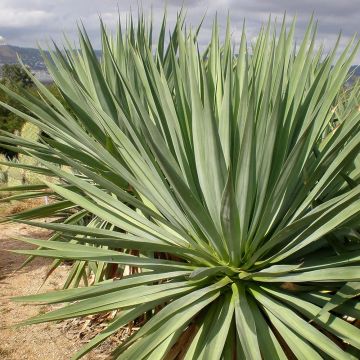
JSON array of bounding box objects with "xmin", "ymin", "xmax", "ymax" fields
[{"xmin": 0, "ymin": 0, "xmax": 359, "ymax": 62}]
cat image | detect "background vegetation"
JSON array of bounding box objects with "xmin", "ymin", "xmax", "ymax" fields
[{"xmin": 0, "ymin": 64, "xmax": 65, "ymax": 157}]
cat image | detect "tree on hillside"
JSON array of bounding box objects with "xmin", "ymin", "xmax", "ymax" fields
[
  {"xmin": 0, "ymin": 64, "xmax": 35, "ymax": 156},
  {"xmin": 1, "ymin": 64, "xmax": 34, "ymax": 87},
  {"xmin": 0, "ymin": 70, "xmax": 68, "ymax": 157}
]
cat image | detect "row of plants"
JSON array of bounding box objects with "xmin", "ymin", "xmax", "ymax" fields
[
  {"xmin": 0, "ymin": 122, "xmax": 44, "ymax": 186},
  {"xmin": 1, "ymin": 11, "xmax": 360, "ymax": 359}
]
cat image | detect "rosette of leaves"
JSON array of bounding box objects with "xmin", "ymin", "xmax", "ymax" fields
[{"xmin": 1, "ymin": 11, "xmax": 360, "ymax": 360}]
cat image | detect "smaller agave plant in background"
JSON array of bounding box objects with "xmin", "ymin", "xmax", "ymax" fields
[{"xmin": 1, "ymin": 9, "xmax": 360, "ymax": 360}]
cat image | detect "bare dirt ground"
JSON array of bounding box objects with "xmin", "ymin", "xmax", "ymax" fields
[
  {"xmin": 0, "ymin": 200, "xmax": 132, "ymax": 360},
  {"xmin": 0, "ymin": 221, "xmax": 84, "ymax": 360}
]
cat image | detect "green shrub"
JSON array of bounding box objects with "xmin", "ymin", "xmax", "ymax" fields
[
  {"xmin": 0, "ymin": 67, "xmax": 65, "ymax": 156},
  {"xmin": 1, "ymin": 12, "xmax": 360, "ymax": 359},
  {"xmin": 0, "ymin": 64, "xmax": 34, "ymax": 146},
  {"xmin": 1, "ymin": 64, "xmax": 34, "ymax": 88}
]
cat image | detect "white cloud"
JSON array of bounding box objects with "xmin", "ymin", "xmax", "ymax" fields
[{"xmin": 0, "ymin": 8, "xmax": 52, "ymax": 27}]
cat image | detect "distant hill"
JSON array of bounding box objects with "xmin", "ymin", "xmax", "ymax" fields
[
  {"xmin": 0, "ymin": 44, "xmax": 47, "ymax": 70},
  {"xmin": 0, "ymin": 44, "xmax": 99, "ymax": 82},
  {"xmin": 0, "ymin": 44, "xmax": 101, "ymax": 70}
]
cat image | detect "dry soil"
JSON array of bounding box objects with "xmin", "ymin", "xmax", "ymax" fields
[{"xmin": 0, "ymin": 221, "xmax": 86, "ymax": 360}]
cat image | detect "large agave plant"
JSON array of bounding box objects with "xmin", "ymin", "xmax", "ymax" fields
[{"xmin": 1, "ymin": 11, "xmax": 360, "ymax": 359}]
